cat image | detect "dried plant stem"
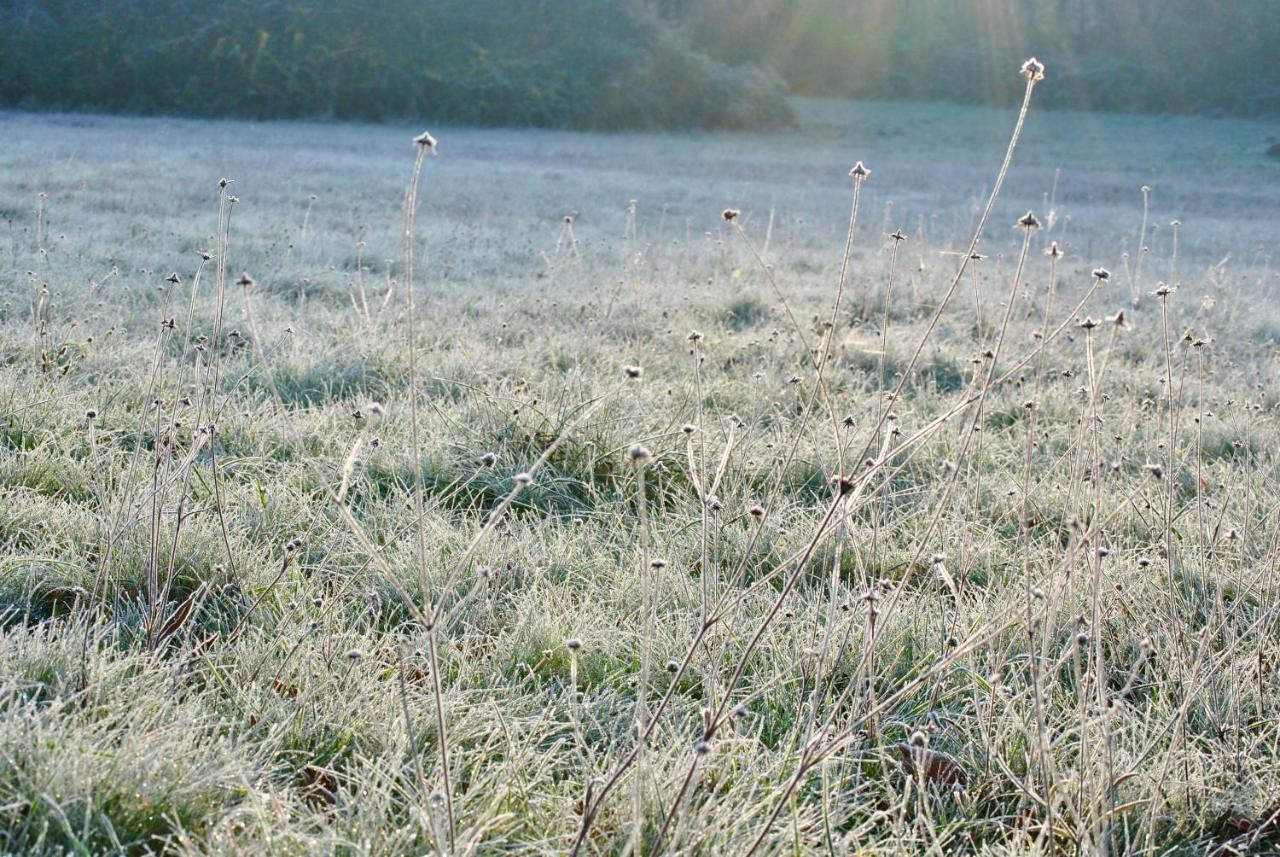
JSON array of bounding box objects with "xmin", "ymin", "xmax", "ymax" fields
[{"xmin": 402, "ymin": 139, "xmax": 456, "ymax": 853}]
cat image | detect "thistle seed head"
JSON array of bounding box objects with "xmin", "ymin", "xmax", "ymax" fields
[{"xmin": 413, "ymin": 131, "xmax": 438, "ymax": 153}]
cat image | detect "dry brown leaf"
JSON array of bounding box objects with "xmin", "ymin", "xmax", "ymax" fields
[{"xmin": 895, "ymin": 743, "xmax": 969, "ymax": 788}]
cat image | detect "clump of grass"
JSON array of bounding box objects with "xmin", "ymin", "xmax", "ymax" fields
[{"xmin": 718, "ymin": 295, "xmax": 770, "ymax": 330}]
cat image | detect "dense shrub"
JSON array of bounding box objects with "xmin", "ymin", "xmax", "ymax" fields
[
  {"xmin": 4, "ymin": 0, "xmax": 1277, "ymax": 126},
  {"xmin": 0, "ymin": 0, "xmax": 792, "ymax": 130}
]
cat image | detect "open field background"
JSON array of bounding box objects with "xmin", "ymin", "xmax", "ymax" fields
[{"xmin": 3, "ymin": 95, "xmax": 1280, "ymax": 855}]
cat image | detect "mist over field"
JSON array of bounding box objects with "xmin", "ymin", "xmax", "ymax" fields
[{"xmin": 3, "ymin": 3, "xmax": 1280, "ymax": 856}]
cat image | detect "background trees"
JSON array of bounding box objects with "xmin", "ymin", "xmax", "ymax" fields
[{"xmin": 2, "ymin": 0, "xmax": 1278, "ymax": 127}]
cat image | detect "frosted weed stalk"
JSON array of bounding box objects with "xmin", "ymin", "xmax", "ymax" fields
[{"xmin": 574, "ymin": 56, "xmax": 1055, "ymax": 853}]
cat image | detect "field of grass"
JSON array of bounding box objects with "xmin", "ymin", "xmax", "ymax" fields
[{"xmin": 3, "ymin": 79, "xmax": 1280, "ymax": 855}]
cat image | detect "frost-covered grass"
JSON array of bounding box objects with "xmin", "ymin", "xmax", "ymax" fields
[{"xmin": 2, "ymin": 91, "xmax": 1280, "ymax": 855}]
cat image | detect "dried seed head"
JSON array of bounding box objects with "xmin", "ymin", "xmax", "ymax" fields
[
  {"xmin": 666, "ymin": 659, "xmax": 680, "ymax": 673},
  {"xmin": 1091, "ymin": 268, "xmax": 1111, "ymax": 281},
  {"xmin": 687, "ymin": 329, "xmax": 703, "ymax": 342},
  {"xmin": 681, "ymin": 423, "xmax": 697, "ymax": 435},
  {"xmin": 693, "ymin": 740, "xmax": 713, "ymax": 757},
  {"xmin": 1153, "ymin": 283, "xmax": 1175, "ymax": 297},
  {"xmin": 1045, "ymin": 241, "xmax": 1063, "ymax": 258},
  {"xmin": 628, "ymin": 444, "xmax": 652, "ymax": 462},
  {"xmin": 514, "ymin": 472, "xmax": 533, "ymax": 486},
  {"xmin": 1020, "ymin": 57, "xmax": 1046, "ymax": 80},
  {"xmin": 413, "ymin": 131, "xmax": 438, "ymax": 153},
  {"xmin": 623, "ymin": 365, "xmax": 643, "ymax": 379},
  {"xmin": 1075, "ymin": 632, "xmax": 1090, "ymax": 648},
  {"xmin": 345, "ymin": 648, "xmax": 364, "ymax": 661},
  {"xmin": 909, "ymin": 730, "xmax": 928, "ymax": 748},
  {"xmin": 566, "ymin": 637, "xmax": 582, "ymax": 652},
  {"xmin": 1017, "ymin": 211, "xmax": 1041, "ymax": 229},
  {"xmin": 849, "ymin": 161, "xmax": 871, "ymax": 179},
  {"xmin": 85, "ymin": 409, "xmax": 98, "ymax": 420},
  {"xmin": 721, "ymin": 208, "xmax": 740, "ymax": 223},
  {"xmin": 366, "ymin": 402, "xmax": 386, "ymax": 418},
  {"xmin": 1078, "ymin": 317, "xmax": 1098, "ymax": 330}
]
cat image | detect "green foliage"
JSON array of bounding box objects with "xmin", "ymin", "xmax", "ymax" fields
[{"xmin": 0, "ymin": 0, "xmax": 792, "ymax": 129}]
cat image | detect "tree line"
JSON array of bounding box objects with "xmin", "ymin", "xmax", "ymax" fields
[
  {"xmin": 3, "ymin": 0, "xmax": 1277, "ymax": 128},
  {"xmin": 675, "ymin": 0, "xmax": 1280, "ymax": 117},
  {"xmin": 0, "ymin": 0, "xmax": 792, "ymax": 129}
]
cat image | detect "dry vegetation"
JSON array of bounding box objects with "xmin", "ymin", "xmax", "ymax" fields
[{"xmin": 3, "ymin": 65, "xmax": 1280, "ymax": 855}]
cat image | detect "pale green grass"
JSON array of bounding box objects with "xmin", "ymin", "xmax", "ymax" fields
[{"xmin": 1, "ymin": 97, "xmax": 1280, "ymax": 855}]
